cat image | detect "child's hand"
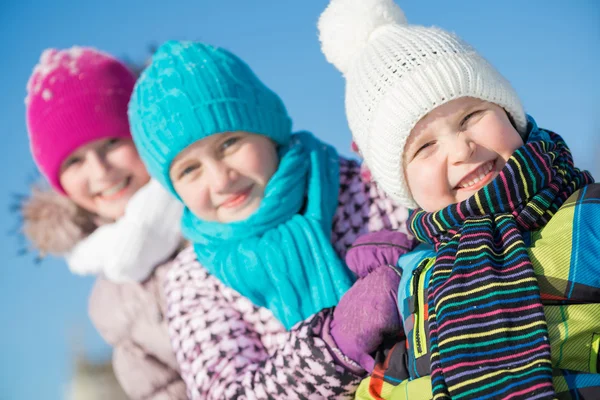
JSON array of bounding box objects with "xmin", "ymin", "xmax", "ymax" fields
[
  {"xmin": 330, "ymin": 264, "xmax": 402, "ymax": 372},
  {"xmin": 346, "ymin": 230, "xmax": 413, "ymax": 278}
]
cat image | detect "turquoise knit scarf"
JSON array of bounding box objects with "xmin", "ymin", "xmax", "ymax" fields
[{"xmin": 181, "ymin": 132, "xmax": 355, "ymax": 329}]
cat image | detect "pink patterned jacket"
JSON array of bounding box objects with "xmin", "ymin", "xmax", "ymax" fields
[{"xmin": 164, "ymin": 158, "xmax": 410, "ymax": 399}]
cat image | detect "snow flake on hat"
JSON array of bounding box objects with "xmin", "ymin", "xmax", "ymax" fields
[
  {"xmin": 41, "ymin": 89, "xmax": 53, "ymax": 101},
  {"xmin": 25, "ymin": 46, "xmax": 107, "ymax": 104}
]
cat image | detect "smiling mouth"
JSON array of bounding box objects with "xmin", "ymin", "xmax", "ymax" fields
[
  {"xmin": 455, "ymin": 160, "xmax": 496, "ymax": 191},
  {"xmin": 95, "ymin": 177, "xmax": 131, "ymax": 200},
  {"xmin": 220, "ymin": 186, "xmax": 253, "ymax": 209}
]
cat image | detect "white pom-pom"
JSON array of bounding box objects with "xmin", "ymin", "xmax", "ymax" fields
[{"xmin": 318, "ymin": 0, "xmax": 407, "ymax": 74}]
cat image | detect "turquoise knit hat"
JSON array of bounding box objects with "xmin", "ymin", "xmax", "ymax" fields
[{"xmin": 128, "ymin": 40, "xmax": 292, "ymax": 196}]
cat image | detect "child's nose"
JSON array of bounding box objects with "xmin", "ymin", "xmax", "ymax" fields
[
  {"xmin": 206, "ymin": 161, "xmax": 237, "ymax": 192},
  {"xmin": 448, "ymin": 134, "xmax": 475, "ymax": 164},
  {"xmin": 87, "ymin": 151, "xmax": 110, "ymax": 179}
]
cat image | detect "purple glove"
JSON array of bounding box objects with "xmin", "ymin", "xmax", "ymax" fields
[
  {"xmin": 329, "ymin": 264, "xmax": 402, "ymax": 373},
  {"xmin": 346, "ymin": 230, "xmax": 414, "ymax": 278}
]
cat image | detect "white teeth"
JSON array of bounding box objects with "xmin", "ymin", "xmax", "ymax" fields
[
  {"xmin": 459, "ymin": 161, "xmax": 494, "ymax": 189},
  {"xmin": 99, "ymin": 179, "xmax": 128, "ymax": 197}
]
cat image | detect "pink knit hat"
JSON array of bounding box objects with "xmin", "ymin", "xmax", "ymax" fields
[{"xmin": 25, "ymin": 46, "xmax": 136, "ymax": 194}]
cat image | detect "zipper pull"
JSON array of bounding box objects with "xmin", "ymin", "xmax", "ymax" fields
[{"xmin": 408, "ymin": 259, "xmax": 429, "ymax": 314}]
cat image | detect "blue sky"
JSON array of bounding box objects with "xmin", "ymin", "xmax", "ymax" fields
[{"xmin": 1, "ymin": 1, "xmax": 598, "ymax": 399}]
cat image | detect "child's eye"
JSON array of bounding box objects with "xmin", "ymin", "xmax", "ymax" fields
[
  {"xmin": 221, "ymin": 137, "xmax": 240, "ymax": 152},
  {"xmin": 100, "ymin": 138, "xmax": 122, "ymax": 154},
  {"xmin": 178, "ymin": 164, "xmax": 200, "ymax": 179},
  {"xmin": 104, "ymin": 138, "xmax": 121, "ymax": 148},
  {"xmin": 459, "ymin": 110, "xmax": 482, "ymax": 130},
  {"xmin": 63, "ymin": 156, "xmax": 83, "ymax": 169},
  {"xmin": 413, "ymin": 141, "xmax": 435, "ymax": 158}
]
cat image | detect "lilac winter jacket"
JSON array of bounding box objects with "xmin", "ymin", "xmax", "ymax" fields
[{"xmin": 165, "ymin": 158, "xmax": 411, "ymax": 399}]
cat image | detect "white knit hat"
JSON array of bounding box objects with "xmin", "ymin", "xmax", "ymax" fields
[{"xmin": 318, "ymin": 0, "xmax": 527, "ymax": 209}]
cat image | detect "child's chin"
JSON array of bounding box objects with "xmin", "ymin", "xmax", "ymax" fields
[
  {"xmin": 96, "ymin": 203, "xmax": 128, "ymax": 220},
  {"xmin": 450, "ymin": 187, "xmax": 479, "ymax": 205}
]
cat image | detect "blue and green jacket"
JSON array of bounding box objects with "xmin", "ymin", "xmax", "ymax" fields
[{"xmin": 355, "ymin": 183, "xmax": 600, "ymax": 400}]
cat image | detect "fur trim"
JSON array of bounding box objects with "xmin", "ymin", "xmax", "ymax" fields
[{"xmin": 20, "ymin": 185, "xmax": 97, "ymax": 257}]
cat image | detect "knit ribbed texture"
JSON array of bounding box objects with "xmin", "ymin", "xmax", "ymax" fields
[
  {"xmin": 26, "ymin": 47, "xmax": 136, "ymax": 193},
  {"xmin": 408, "ymin": 119, "xmax": 594, "ymax": 399},
  {"xmin": 128, "ymin": 40, "xmax": 292, "ymax": 196},
  {"xmin": 319, "ymin": 0, "xmax": 526, "ymax": 209}
]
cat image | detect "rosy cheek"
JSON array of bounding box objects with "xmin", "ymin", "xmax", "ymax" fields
[
  {"xmin": 406, "ymin": 165, "xmax": 427, "ymax": 196},
  {"xmin": 183, "ymin": 183, "xmax": 212, "ymax": 215},
  {"xmin": 61, "ymin": 173, "xmax": 84, "ymax": 198},
  {"xmin": 112, "ymin": 146, "xmax": 139, "ymax": 168},
  {"xmin": 408, "ymin": 161, "xmax": 447, "ymax": 203},
  {"xmin": 233, "ymin": 150, "xmax": 267, "ymax": 182},
  {"xmin": 62, "ymin": 175, "xmax": 96, "ymax": 212},
  {"xmin": 258, "ymin": 153, "xmax": 279, "ymax": 183},
  {"xmin": 134, "ymin": 162, "xmax": 150, "ymax": 183},
  {"xmin": 260, "ymin": 161, "xmax": 278, "ymax": 184},
  {"xmin": 414, "ymin": 182, "xmax": 440, "ymax": 205},
  {"xmin": 238, "ymin": 139, "xmax": 279, "ymax": 183}
]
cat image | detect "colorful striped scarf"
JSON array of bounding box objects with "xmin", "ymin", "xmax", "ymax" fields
[{"xmin": 408, "ymin": 117, "xmax": 594, "ymax": 400}]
